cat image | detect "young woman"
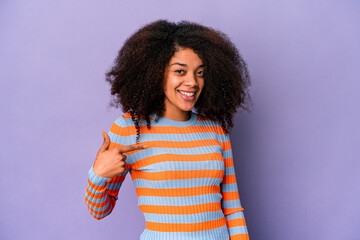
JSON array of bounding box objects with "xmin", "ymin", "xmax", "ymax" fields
[{"xmin": 84, "ymin": 19, "xmax": 252, "ymax": 240}]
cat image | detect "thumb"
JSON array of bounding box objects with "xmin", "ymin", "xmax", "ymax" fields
[{"xmin": 99, "ymin": 131, "xmax": 110, "ymax": 152}]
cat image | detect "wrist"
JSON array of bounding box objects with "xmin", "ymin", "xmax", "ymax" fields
[{"xmin": 88, "ymin": 165, "xmax": 111, "ymax": 186}]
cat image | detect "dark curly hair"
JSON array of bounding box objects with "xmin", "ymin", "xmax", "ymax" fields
[{"xmin": 105, "ymin": 19, "xmax": 252, "ymax": 143}]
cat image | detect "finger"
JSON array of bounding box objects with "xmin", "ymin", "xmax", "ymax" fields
[
  {"xmin": 118, "ymin": 153, "xmax": 127, "ymax": 162},
  {"xmin": 99, "ymin": 131, "xmax": 111, "ymax": 152},
  {"xmin": 116, "ymin": 144, "xmax": 147, "ymax": 153}
]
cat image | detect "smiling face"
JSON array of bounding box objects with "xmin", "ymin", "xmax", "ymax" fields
[{"xmin": 162, "ymin": 47, "xmax": 205, "ymax": 121}]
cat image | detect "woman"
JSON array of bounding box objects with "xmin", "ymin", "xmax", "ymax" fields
[{"xmin": 84, "ymin": 19, "xmax": 252, "ymax": 240}]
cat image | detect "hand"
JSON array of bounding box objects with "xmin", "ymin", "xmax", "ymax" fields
[{"xmin": 93, "ymin": 131, "xmax": 146, "ymax": 178}]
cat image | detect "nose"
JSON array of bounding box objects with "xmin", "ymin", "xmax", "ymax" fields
[{"xmin": 183, "ymin": 73, "xmax": 198, "ymax": 87}]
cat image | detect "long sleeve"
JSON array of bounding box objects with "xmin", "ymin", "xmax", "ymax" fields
[
  {"xmin": 84, "ymin": 117, "xmax": 129, "ymax": 220},
  {"xmin": 221, "ymin": 133, "xmax": 250, "ymax": 240}
]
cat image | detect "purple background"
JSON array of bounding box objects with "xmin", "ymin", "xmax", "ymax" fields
[{"xmin": 1, "ymin": 1, "xmax": 359, "ymax": 239}]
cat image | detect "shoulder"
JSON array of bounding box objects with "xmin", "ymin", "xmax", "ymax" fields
[
  {"xmin": 112, "ymin": 112, "xmax": 135, "ymax": 127},
  {"xmin": 195, "ymin": 113, "xmax": 223, "ymax": 129},
  {"xmin": 194, "ymin": 113, "xmax": 229, "ymax": 137}
]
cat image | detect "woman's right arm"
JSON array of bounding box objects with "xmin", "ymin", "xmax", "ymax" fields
[
  {"xmin": 84, "ymin": 164, "xmax": 128, "ymax": 220},
  {"xmin": 84, "ymin": 117, "xmax": 144, "ymax": 220}
]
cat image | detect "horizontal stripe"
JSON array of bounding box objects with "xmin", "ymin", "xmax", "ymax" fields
[
  {"xmin": 225, "ymin": 211, "xmax": 245, "ymax": 220},
  {"xmin": 84, "ymin": 198, "xmax": 113, "ymax": 219},
  {"xmin": 110, "ymin": 124, "xmax": 225, "ymax": 137},
  {"xmin": 145, "ymin": 217, "xmax": 226, "ymax": 232},
  {"xmin": 84, "ymin": 196, "xmax": 111, "ymax": 212},
  {"xmin": 86, "ymin": 184, "xmax": 105, "ymax": 195},
  {"xmin": 107, "ymin": 181, "xmax": 125, "ymax": 190},
  {"xmin": 231, "ymin": 234, "xmax": 249, "ymax": 240},
  {"xmin": 223, "ymin": 149, "xmax": 233, "ymax": 159},
  {"xmin": 108, "ymin": 132, "xmax": 229, "ymax": 145},
  {"xmin": 222, "ymin": 141, "xmax": 231, "ymax": 152},
  {"xmin": 132, "ymin": 157, "xmax": 224, "ymax": 171},
  {"xmin": 143, "ymin": 210, "xmax": 225, "ymax": 223},
  {"xmin": 131, "ymin": 152, "xmax": 223, "ymax": 168},
  {"xmin": 127, "ymin": 145, "xmax": 224, "ymax": 159},
  {"xmin": 224, "ymin": 157, "xmax": 234, "ymax": 167},
  {"xmin": 136, "ymin": 185, "xmax": 220, "ymax": 197},
  {"xmin": 84, "ymin": 195, "xmax": 112, "ymax": 210},
  {"xmin": 222, "ymin": 207, "xmax": 244, "ymax": 216},
  {"xmin": 87, "ymin": 179, "xmax": 107, "ymax": 192},
  {"xmin": 221, "ymin": 183, "xmax": 239, "ymax": 192},
  {"xmin": 84, "ymin": 193, "xmax": 107, "ymax": 206},
  {"xmin": 230, "ymin": 234, "xmax": 249, "ymax": 240},
  {"xmin": 106, "ymin": 174, "xmax": 128, "ymax": 190},
  {"xmin": 139, "ymin": 202, "xmax": 222, "ymax": 214},
  {"xmin": 228, "ymin": 226, "xmax": 249, "ymax": 235},
  {"xmin": 136, "ymin": 139, "xmax": 231, "ymax": 151},
  {"xmin": 107, "ymin": 189, "xmax": 120, "ymax": 198},
  {"xmin": 140, "ymin": 225, "xmax": 229, "ymax": 239},
  {"xmin": 226, "ymin": 218, "xmax": 247, "ymax": 228},
  {"xmin": 86, "ymin": 208, "xmax": 111, "ymax": 220},
  {"xmin": 138, "ymin": 193, "xmax": 222, "ymax": 207},
  {"xmin": 135, "ymin": 139, "xmax": 225, "ymax": 149},
  {"xmin": 131, "ymin": 170, "xmax": 223, "ymax": 181},
  {"xmin": 222, "ymin": 199, "xmax": 243, "ymax": 208},
  {"xmin": 106, "ymin": 175, "xmax": 126, "ymax": 184},
  {"xmin": 86, "ymin": 185, "xmax": 119, "ymax": 201},
  {"xmin": 225, "ymin": 166, "xmax": 235, "ymax": 175},
  {"xmin": 222, "ymin": 191, "xmax": 240, "ymax": 201},
  {"xmin": 88, "ymin": 167, "xmax": 110, "ymax": 187},
  {"xmin": 223, "ymin": 174, "xmax": 236, "ymax": 184},
  {"xmin": 133, "ymin": 178, "xmax": 221, "ymax": 189},
  {"xmin": 85, "ymin": 201, "xmax": 111, "ymax": 216},
  {"xmin": 86, "ymin": 187, "xmax": 106, "ymax": 199}
]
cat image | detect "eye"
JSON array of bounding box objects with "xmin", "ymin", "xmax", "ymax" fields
[
  {"xmin": 175, "ymin": 69, "xmax": 185, "ymax": 74},
  {"xmin": 197, "ymin": 70, "xmax": 204, "ymax": 77}
]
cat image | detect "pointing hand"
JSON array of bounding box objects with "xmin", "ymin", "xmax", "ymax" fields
[{"xmin": 93, "ymin": 131, "xmax": 146, "ymax": 178}]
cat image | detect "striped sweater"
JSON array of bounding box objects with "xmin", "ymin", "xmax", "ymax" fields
[{"xmin": 84, "ymin": 111, "xmax": 249, "ymax": 240}]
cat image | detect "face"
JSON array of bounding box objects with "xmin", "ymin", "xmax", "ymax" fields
[{"xmin": 163, "ymin": 47, "xmax": 205, "ymax": 119}]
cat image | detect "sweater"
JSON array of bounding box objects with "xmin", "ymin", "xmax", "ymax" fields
[{"xmin": 84, "ymin": 111, "xmax": 249, "ymax": 240}]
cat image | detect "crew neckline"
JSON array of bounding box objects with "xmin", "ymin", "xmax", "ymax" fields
[{"xmin": 150, "ymin": 111, "xmax": 197, "ymax": 127}]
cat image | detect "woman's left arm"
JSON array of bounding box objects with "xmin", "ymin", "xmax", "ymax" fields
[{"xmin": 221, "ymin": 133, "xmax": 250, "ymax": 240}]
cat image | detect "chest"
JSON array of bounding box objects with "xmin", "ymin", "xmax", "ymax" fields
[{"xmin": 126, "ymin": 133, "xmax": 225, "ymax": 183}]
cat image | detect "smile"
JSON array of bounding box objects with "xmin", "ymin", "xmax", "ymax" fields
[{"xmin": 177, "ymin": 90, "xmax": 196, "ymax": 97}]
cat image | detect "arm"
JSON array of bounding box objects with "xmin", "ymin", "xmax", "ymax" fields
[
  {"xmin": 221, "ymin": 133, "xmax": 250, "ymax": 240},
  {"xmin": 84, "ymin": 117, "xmax": 130, "ymax": 220}
]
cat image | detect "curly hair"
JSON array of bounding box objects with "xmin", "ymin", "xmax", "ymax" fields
[{"xmin": 105, "ymin": 19, "xmax": 252, "ymax": 143}]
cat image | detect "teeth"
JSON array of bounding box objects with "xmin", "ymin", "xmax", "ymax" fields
[{"xmin": 179, "ymin": 91, "xmax": 195, "ymax": 97}]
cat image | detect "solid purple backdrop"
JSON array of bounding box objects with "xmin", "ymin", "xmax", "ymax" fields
[{"xmin": 1, "ymin": 1, "xmax": 359, "ymax": 239}]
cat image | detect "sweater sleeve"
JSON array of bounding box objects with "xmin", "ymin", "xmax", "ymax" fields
[
  {"xmin": 84, "ymin": 116, "xmax": 130, "ymax": 220},
  {"xmin": 221, "ymin": 133, "xmax": 250, "ymax": 240}
]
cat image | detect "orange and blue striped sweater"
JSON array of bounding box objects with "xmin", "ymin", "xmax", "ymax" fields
[{"xmin": 84, "ymin": 111, "xmax": 249, "ymax": 240}]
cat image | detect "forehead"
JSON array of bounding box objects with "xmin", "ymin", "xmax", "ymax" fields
[{"xmin": 169, "ymin": 48, "xmax": 203, "ymax": 65}]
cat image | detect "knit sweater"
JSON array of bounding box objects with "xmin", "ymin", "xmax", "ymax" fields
[{"xmin": 84, "ymin": 111, "xmax": 249, "ymax": 240}]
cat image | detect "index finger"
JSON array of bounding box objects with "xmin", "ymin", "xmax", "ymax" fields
[{"xmin": 116, "ymin": 144, "xmax": 147, "ymax": 153}]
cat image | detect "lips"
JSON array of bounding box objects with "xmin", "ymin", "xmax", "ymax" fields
[
  {"xmin": 177, "ymin": 90, "xmax": 196, "ymax": 97},
  {"xmin": 177, "ymin": 90, "xmax": 197, "ymax": 101}
]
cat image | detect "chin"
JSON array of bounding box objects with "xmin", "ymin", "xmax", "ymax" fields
[{"xmin": 178, "ymin": 103, "xmax": 196, "ymax": 112}]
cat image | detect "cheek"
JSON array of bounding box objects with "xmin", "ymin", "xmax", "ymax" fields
[
  {"xmin": 163, "ymin": 78, "xmax": 177, "ymax": 98},
  {"xmin": 199, "ymin": 79, "xmax": 205, "ymax": 92},
  {"xmin": 163, "ymin": 77, "xmax": 171, "ymax": 94},
  {"xmin": 167, "ymin": 77, "xmax": 181, "ymax": 92}
]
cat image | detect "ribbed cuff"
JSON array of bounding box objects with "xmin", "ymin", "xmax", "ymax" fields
[{"xmin": 88, "ymin": 165, "xmax": 111, "ymax": 186}]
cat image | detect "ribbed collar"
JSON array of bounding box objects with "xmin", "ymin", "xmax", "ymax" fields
[{"xmin": 149, "ymin": 111, "xmax": 197, "ymax": 127}]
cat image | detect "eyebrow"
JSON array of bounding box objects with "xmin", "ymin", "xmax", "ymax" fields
[{"xmin": 169, "ymin": 62, "xmax": 204, "ymax": 68}]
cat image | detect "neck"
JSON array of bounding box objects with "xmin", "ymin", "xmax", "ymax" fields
[{"xmin": 162, "ymin": 109, "xmax": 191, "ymax": 121}]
